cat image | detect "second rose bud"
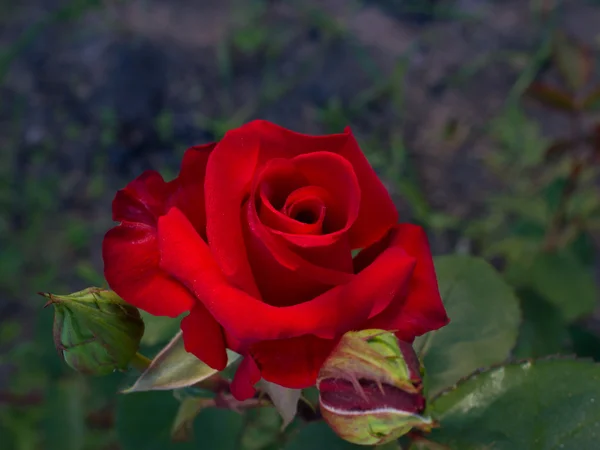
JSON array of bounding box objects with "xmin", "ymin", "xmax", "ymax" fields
[{"xmin": 317, "ymin": 330, "xmax": 433, "ymax": 446}]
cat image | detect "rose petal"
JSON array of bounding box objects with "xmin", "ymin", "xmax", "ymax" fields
[
  {"xmin": 257, "ymin": 158, "xmax": 309, "ymax": 210},
  {"xmin": 181, "ymin": 303, "xmax": 228, "ymax": 370},
  {"xmin": 242, "ymin": 120, "xmax": 399, "ymax": 248},
  {"xmin": 204, "ymin": 128, "xmax": 262, "ymax": 298},
  {"xmin": 268, "ymin": 151, "xmax": 361, "ymax": 248},
  {"xmin": 248, "ymin": 152, "xmax": 357, "ymax": 292},
  {"xmin": 112, "ymin": 171, "xmax": 175, "ymax": 225},
  {"xmin": 104, "ymin": 145, "xmax": 216, "ymax": 318},
  {"xmin": 244, "ymin": 215, "xmax": 339, "ymax": 306},
  {"xmin": 103, "ymin": 222, "xmax": 195, "ymax": 317},
  {"xmin": 259, "ymin": 186, "xmax": 326, "ymax": 235},
  {"xmin": 168, "ymin": 143, "xmax": 215, "ymax": 239},
  {"xmin": 364, "ymin": 224, "xmax": 450, "ymax": 340},
  {"xmin": 340, "ymin": 127, "xmax": 399, "ymax": 248},
  {"xmin": 158, "ymin": 208, "xmax": 415, "ymax": 341},
  {"xmin": 250, "ymin": 335, "xmax": 338, "ymax": 388},
  {"xmin": 230, "ymin": 355, "xmax": 261, "ymax": 400}
]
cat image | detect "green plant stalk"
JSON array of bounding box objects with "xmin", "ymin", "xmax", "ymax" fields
[{"xmin": 129, "ymin": 352, "xmax": 152, "ymax": 372}]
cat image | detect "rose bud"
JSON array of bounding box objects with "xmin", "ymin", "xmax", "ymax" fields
[
  {"xmin": 316, "ymin": 329, "xmax": 433, "ymax": 446},
  {"xmin": 41, "ymin": 287, "xmax": 145, "ymax": 375}
]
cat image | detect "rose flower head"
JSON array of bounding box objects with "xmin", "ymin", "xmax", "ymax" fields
[
  {"xmin": 317, "ymin": 329, "xmax": 433, "ymax": 445},
  {"xmin": 102, "ymin": 120, "xmax": 449, "ymax": 400}
]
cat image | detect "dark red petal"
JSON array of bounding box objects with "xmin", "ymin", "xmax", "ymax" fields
[
  {"xmin": 112, "ymin": 171, "xmax": 174, "ymax": 225},
  {"xmin": 257, "ymin": 158, "xmax": 309, "ymax": 209},
  {"xmin": 181, "ymin": 303, "xmax": 228, "ymax": 370},
  {"xmin": 286, "ymin": 151, "xmax": 360, "ymax": 241},
  {"xmin": 168, "ymin": 143, "xmax": 215, "ymax": 238},
  {"xmin": 245, "ymin": 199, "xmax": 352, "ymax": 306},
  {"xmin": 319, "ymin": 379, "xmax": 424, "ymax": 413},
  {"xmin": 259, "ymin": 186, "xmax": 326, "ymax": 235},
  {"xmin": 230, "ymin": 355, "xmax": 261, "ymax": 401},
  {"xmin": 103, "ymin": 222, "xmax": 195, "ymax": 317},
  {"xmin": 365, "ymin": 224, "xmax": 450, "ymax": 340},
  {"xmin": 157, "ymin": 208, "xmax": 415, "ymax": 342},
  {"xmin": 204, "ymin": 127, "xmax": 262, "ymax": 298},
  {"xmin": 251, "ymin": 335, "xmax": 337, "ymax": 388},
  {"xmin": 177, "ymin": 143, "xmax": 216, "ymax": 183}
]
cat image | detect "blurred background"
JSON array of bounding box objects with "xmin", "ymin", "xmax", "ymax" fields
[{"xmin": 2, "ymin": 0, "xmax": 600, "ymax": 449}]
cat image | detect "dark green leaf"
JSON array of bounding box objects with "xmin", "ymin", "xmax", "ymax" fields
[
  {"xmin": 0, "ymin": 421, "xmax": 16, "ymax": 450},
  {"xmin": 512, "ymin": 289, "xmax": 569, "ymax": 359},
  {"xmin": 544, "ymin": 177, "xmax": 569, "ymax": 213},
  {"xmin": 569, "ymin": 231, "xmax": 596, "ymax": 265},
  {"xmin": 283, "ymin": 422, "xmax": 364, "ymax": 450},
  {"xmin": 193, "ymin": 408, "xmax": 245, "ymax": 450},
  {"xmin": 171, "ymin": 397, "xmax": 213, "ymax": 442},
  {"xmin": 517, "ymin": 251, "xmax": 597, "ymax": 322},
  {"xmin": 525, "ymin": 82, "xmax": 577, "ymax": 111},
  {"xmin": 427, "ymin": 359, "xmax": 600, "ymax": 449},
  {"xmin": 43, "ymin": 376, "xmax": 86, "ymax": 450},
  {"xmin": 240, "ymin": 408, "xmax": 287, "ymax": 450},
  {"xmin": 569, "ymin": 325, "xmax": 600, "ymax": 361},
  {"xmin": 116, "ymin": 390, "xmax": 196, "ymax": 450},
  {"xmin": 415, "ymin": 256, "xmax": 521, "ymax": 398}
]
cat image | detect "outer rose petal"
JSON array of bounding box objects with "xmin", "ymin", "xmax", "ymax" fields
[
  {"xmin": 181, "ymin": 303, "xmax": 228, "ymax": 370},
  {"xmin": 168, "ymin": 143, "xmax": 215, "ymax": 239},
  {"xmin": 250, "ymin": 335, "xmax": 338, "ymax": 388},
  {"xmin": 157, "ymin": 208, "xmax": 416, "ymax": 341},
  {"xmin": 231, "ymin": 355, "xmax": 261, "ymax": 400},
  {"xmin": 103, "ymin": 144, "xmax": 216, "ymax": 317},
  {"xmin": 112, "ymin": 171, "xmax": 175, "ymax": 224},
  {"xmin": 364, "ymin": 224, "xmax": 450, "ymax": 340},
  {"xmin": 103, "ymin": 223, "xmax": 195, "ymax": 317}
]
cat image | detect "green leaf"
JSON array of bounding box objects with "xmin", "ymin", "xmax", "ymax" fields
[
  {"xmin": 117, "ymin": 390, "xmax": 245, "ymax": 450},
  {"xmin": 427, "ymin": 359, "xmax": 600, "ymax": 449},
  {"xmin": 240, "ymin": 408, "xmax": 288, "ymax": 450},
  {"xmin": 171, "ymin": 397, "xmax": 214, "ymax": 442},
  {"xmin": 283, "ymin": 422, "xmax": 363, "ymax": 450},
  {"xmin": 515, "ymin": 251, "xmax": 597, "ymax": 322},
  {"xmin": 43, "ymin": 376, "xmax": 86, "ymax": 450},
  {"xmin": 512, "ymin": 289, "xmax": 569, "ymax": 359},
  {"xmin": 116, "ymin": 390, "xmax": 196, "ymax": 450},
  {"xmin": 123, "ymin": 331, "xmax": 240, "ymax": 393},
  {"xmin": 415, "ymin": 256, "xmax": 521, "ymax": 398},
  {"xmin": 193, "ymin": 408, "xmax": 245, "ymax": 450},
  {"xmin": 257, "ymin": 380, "xmax": 301, "ymax": 429},
  {"xmin": 569, "ymin": 325, "xmax": 600, "ymax": 361}
]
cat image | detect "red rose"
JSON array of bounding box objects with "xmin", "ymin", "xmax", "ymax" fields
[{"xmin": 102, "ymin": 120, "xmax": 449, "ymax": 400}]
